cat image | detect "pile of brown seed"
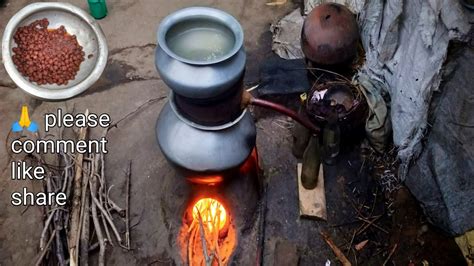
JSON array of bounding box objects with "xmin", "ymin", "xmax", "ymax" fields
[{"xmin": 12, "ymin": 18, "xmax": 85, "ymax": 86}]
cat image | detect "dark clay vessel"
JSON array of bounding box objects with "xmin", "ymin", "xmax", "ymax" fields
[{"xmin": 301, "ymin": 3, "xmax": 359, "ymax": 66}]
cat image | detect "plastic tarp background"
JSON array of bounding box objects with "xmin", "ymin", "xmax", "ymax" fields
[
  {"xmin": 358, "ymin": 0, "xmax": 470, "ymax": 177},
  {"xmin": 406, "ymin": 46, "xmax": 474, "ymax": 236},
  {"xmin": 271, "ymin": 0, "xmax": 472, "ymax": 235},
  {"xmin": 357, "ymin": 0, "xmax": 472, "ymax": 236}
]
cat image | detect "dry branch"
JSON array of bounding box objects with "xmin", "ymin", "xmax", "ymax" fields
[
  {"xmin": 34, "ymin": 229, "xmax": 57, "ymax": 266},
  {"xmin": 34, "ymin": 108, "xmax": 133, "ymax": 266},
  {"xmin": 196, "ymin": 209, "xmax": 212, "ymax": 266},
  {"xmin": 320, "ymin": 230, "xmax": 352, "ymax": 266},
  {"xmin": 68, "ymin": 112, "xmax": 88, "ymax": 266},
  {"xmin": 125, "ymin": 161, "xmax": 132, "ymax": 249},
  {"xmin": 90, "ymin": 173, "xmax": 106, "ymax": 266},
  {"xmin": 382, "ymin": 244, "xmax": 398, "ymax": 266},
  {"xmin": 80, "ymin": 159, "xmax": 91, "ymax": 266}
]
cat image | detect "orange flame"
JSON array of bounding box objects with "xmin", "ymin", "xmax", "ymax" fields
[
  {"xmin": 192, "ymin": 198, "xmax": 227, "ymax": 232},
  {"xmin": 186, "ymin": 175, "xmax": 224, "ymax": 185},
  {"xmin": 179, "ymin": 197, "xmax": 236, "ymax": 265}
]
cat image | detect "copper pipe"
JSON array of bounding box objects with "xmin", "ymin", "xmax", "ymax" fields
[{"xmin": 248, "ymin": 97, "xmax": 320, "ymax": 134}]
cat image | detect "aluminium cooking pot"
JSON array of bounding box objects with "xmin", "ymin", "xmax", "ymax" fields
[{"xmin": 155, "ymin": 7, "xmax": 246, "ymax": 101}]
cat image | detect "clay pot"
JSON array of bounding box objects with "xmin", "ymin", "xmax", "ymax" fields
[
  {"xmin": 306, "ymin": 82, "xmax": 368, "ymax": 144},
  {"xmin": 301, "ymin": 3, "xmax": 359, "ymax": 66}
]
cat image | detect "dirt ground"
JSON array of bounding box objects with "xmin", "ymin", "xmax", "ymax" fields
[{"xmin": 0, "ymin": 0, "xmax": 467, "ymax": 265}]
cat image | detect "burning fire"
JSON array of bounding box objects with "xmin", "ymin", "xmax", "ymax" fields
[
  {"xmin": 187, "ymin": 175, "xmax": 224, "ymax": 185},
  {"xmin": 177, "ymin": 149, "xmax": 259, "ymax": 265},
  {"xmin": 179, "ymin": 197, "xmax": 236, "ymax": 265},
  {"xmin": 192, "ymin": 198, "xmax": 227, "ymax": 232}
]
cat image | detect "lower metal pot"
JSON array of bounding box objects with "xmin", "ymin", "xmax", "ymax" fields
[{"xmin": 156, "ymin": 98, "xmax": 257, "ymax": 178}]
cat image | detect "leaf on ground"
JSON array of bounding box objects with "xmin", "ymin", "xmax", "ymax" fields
[
  {"xmin": 266, "ymin": 0, "xmax": 287, "ymax": 6},
  {"xmin": 355, "ymin": 240, "xmax": 369, "ymax": 251}
]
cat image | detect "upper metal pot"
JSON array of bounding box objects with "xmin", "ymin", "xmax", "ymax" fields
[{"xmin": 155, "ymin": 7, "xmax": 246, "ymax": 100}]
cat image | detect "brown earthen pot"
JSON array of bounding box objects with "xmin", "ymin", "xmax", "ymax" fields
[{"xmin": 301, "ymin": 3, "xmax": 359, "ymax": 66}]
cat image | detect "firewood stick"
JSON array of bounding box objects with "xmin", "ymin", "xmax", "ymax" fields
[
  {"xmin": 90, "ymin": 173, "xmax": 106, "ymax": 266},
  {"xmin": 96, "ymin": 153, "xmax": 115, "ymax": 246},
  {"xmin": 214, "ymin": 209, "xmax": 219, "ymax": 247},
  {"xmin": 382, "ymin": 244, "xmax": 398, "ymax": 266},
  {"xmin": 40, "ymin": 209, "xmax": 56, "ymax": 250},
  {"xmin": 99, "ymin": 152, "xmax": 106, "ymax": 202},
  {"xmin": 356, "ymin": 215, "xmax": 383, "ymax": 235},
  {"xmin": 68, "ymin": 113, "xmax": 89, "ymax": 266},
  {"xmin": 88, "ymin": 242, "xmax": 99, "ymax": 252},
  {"xmin": 39, "ymin": 176, "xmax": 54, "ymax": 250},
  {"xmin": 356, "ymin": 216, "xmax": 388, "ymax": 234},
  {"xmin": 98, "ymin": 131, "xmax": 127, "ymax": 248},
  {"xmin": 212, "ymin": 207, "xmax": 221, "ymax": 264},
  {"xmin": 320, "ymin": 231, "xmax": 352, "ymax": 266},
  {"xmin": 59, "ymin": 152, "xmax": 71, "ymax": 265},
  {"xmin": 187, "ymin": 220, "xmax": 197, "ymax": 233},
  {"xmin": 200, "ymin": 205, "xmax": 214, "ymax": 249},
  {"xmin": 53, "ymin": 206, "xmax": 65, "ymax": 265},
  {"xmin": 61, "ymin": 157, "xmax": 71, "ymax": 193},
  {"xmin": 98, "ymin": 177, "xmax": 115, "ymax": 246},
  {"xmin": 101, "ymin": 211, "xmax": 113, "ymax": 246},
  {"xmin": 55, "ymin": 226, "xmax": 66, "ymax": 266},
  {"xmin": 34, "ymin": 229, "xmax": 57, "ymax": 266},
  {"xmin": 90, "ymin": 184, "xmax": 123, "ymax": 244},
  {"xmin": 125, "ymin": 160, "xmax": 132, "ymax": 249},
  {"xmin": 107, "ymin": 96, "xmax": 166, "ymax": 130},
  {"xmin": 62, "ymin": 152, "xmax": 73, "ymax": 198},
  {"xmin": 90, "ymin": 154, "xmax": 111, "ymax": 246},
  {"xmin": 80, "ymin": 157, "xmax": 92, "ymax": 266},
  {"xmin": 102, "ymin": 202, "xmax": 113, "ymax": 245},
  {"xmin": 187, "ymin": 224, "xmax": 197, "ymax": 266},
  {"xmin": 80, "ymin": 189, "xmax": 90, "ymax": 265},
  {"xmin": 97, "ymin": 175, "xmax": 112, "ymax": 246},
  {"xmin": 196, "ymin": 209, "xmax": 212, "ymax": 266},
  {"xmin": 214, "ymin": 252, "xmax": 222, "ymax": 266},
  {"xmin": 107, "ymin": 198, "xmax": 125, "ymax": 216}
]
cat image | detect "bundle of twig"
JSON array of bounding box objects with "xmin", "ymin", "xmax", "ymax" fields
[
  {"xmin": 187, "ymin": 204, "xmax": 224, "ymax": 266},
  {"xmin": 34, "ymin": 114, "xmax": 131, "ymax": 266}
]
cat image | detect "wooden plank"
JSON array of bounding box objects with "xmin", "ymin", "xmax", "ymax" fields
[{"xmin": 297, "ymin": 162, "xmax": 327, "ymax": 220}]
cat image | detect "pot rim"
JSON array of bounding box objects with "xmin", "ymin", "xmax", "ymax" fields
[{"xmin": 157, "ymin": 7, "xmax": 243, "ymax": 65}]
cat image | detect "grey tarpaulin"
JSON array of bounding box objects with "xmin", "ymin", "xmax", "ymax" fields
[
  {"xmin": 359, "ymin": 0, "xmax": 472, "ymax": 235},
  {"xmin": 270, "ymin": 0, "xmax": 473, "ymax": 235},
  {"xmin": 358, "ymin": 0, "xmax": 470, "ymax": 177},
  {"xmin": 270, "ymin": 9, "xmax": 305, "ymax": 60},
  {"xmin": 406, "ymin": 46, "xmax": 474, "ymax": 236}
]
